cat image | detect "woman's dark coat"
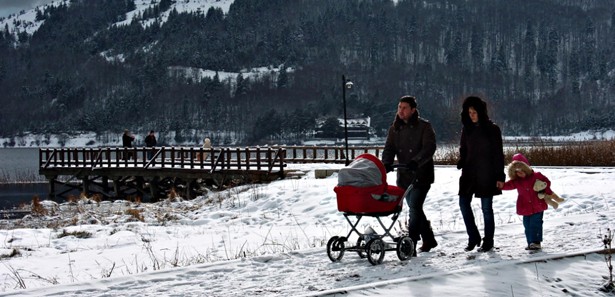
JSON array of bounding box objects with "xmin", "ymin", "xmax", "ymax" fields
[{"xmin": 457, "ymin": 121, "xmax": 505, "ymax": 197}]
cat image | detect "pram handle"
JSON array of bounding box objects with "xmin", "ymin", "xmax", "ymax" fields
[{"xmin": 391, "ymin": 164, "xmax": 416, "ymax": 171}]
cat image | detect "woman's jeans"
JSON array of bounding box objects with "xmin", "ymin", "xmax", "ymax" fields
[
  {"xmin": 405, "ymin": 184, "xmax": 433, "ymax": 242},
  {"xmin": 459, "ymin": 194, "xmax": 494, "ymax": 244},
  {"xmin": 523, "ymin": 212, "xmax": 544, "ymax": 245}
]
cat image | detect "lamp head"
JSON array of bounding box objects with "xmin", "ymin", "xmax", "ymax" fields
[{"xmin": 345, "ymin": 81, "xmax": 353, "ymax": 89}]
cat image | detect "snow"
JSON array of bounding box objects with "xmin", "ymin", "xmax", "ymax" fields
[
  {"xmin": 505, "ymin": 130, "xmax": 615, "ymax": 142},
  {"xmin": 116, "ymin": 0, "xmax": 235, "ymax": 28},
  {"xmin": 1, "ymin": 0, "xmax": 233, "ymax": 38},
  {"xmin": 168, "ymin": 65, "xmax": 294, "ymax": 87},
  {"xmin": 3, "ymin": 129, "xmax": 615, "ymax": 148},
  {"xmin": 0, "ymin": 163, "xmax": 613, "ymax": 296},
  {"xmin": 0, "ymin": 0, "xmax": 68, "ymax": 38}
]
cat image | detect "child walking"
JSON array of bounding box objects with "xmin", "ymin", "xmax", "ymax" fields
[{"xmin": 499, "ymin": 153, "xmax": 557, "ymax": 251}]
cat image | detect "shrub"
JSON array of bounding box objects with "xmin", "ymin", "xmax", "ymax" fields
[{"xmin": 57, "ymin": 229, "xmax": 92, "ymax": 239}]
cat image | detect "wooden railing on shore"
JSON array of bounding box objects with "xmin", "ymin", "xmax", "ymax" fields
[{"xmin": 278, "ymin": 145, "xmax": 384, "ymax": 163}]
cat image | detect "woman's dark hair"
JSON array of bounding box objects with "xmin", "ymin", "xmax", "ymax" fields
[{"xmin": 461, "ymin": 96, "xmax": 489, "ymax": 126}]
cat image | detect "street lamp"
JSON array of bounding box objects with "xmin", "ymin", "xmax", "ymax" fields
[{"xmin": 342, "ymin": 75, "xmax": 353, "ymax": 166}]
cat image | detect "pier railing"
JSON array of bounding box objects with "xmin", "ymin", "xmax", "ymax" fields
[
  {"xmin": 277, "ymin": 145, "xmax": 384, "ymax": 163},
  {"xmin": 39, "ymin": 146, "xmax": 287, "ymax": 173},
  {"xmin": 39, "ymin": 145, "xmax": 386, "ymax": 171}
]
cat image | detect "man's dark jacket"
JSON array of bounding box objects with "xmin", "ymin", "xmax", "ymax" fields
[{"xmin": 382, "ymin": 111, "xmax": 436, "ymax": 189}]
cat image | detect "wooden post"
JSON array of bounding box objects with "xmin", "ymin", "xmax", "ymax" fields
[
  {"xmin": 170, "ymin": 147, "xmax": 175, "ymax": 167},
  {"xmin": 185, "ymin": 179, "xmax": 195, "ymax": 199},
  {"xmin": 190, "ymin": 147, "xmax": 195, "ymax": 169},
  {"xmin": 102, "ymin": 176, "xmax": 109, "ymax": 193},
  {"xmin": 279, "ymin": 148, "xmax": 285, "ymax": 173},
  {"xmin": 226, "ymin": 148, "xmax": 232, "ymax": 169},
  {"xmin": 114, "ymin": 148, "xmax": 119, "ymax": 167},
  {"xmin": 106, "ymin": 147, "xmax": 111, "ymax": 167},
  {"xmin": 113, "ymin": 179, "xmax": 120, "ymax": 198},
  {"xmin": 256, "ymin": 147, "xmax": 262, "ymax": 170},
  {"xmin": 236, "ymin": 147, "xmax": 242, "ymax": 170},
  {"xmin": 47, "ymin": 176, "xmax": 57, "ymax": 201},
  {"xmin": 149, "ymin": 177, "xmax": 160, "ymax": 202},
  {"xmin": 60, "ymin": 148, "xmax": 65, "ymax": 166},
  {"xmin": 245, "ymin": 147, "xmax": 251, "ymax": 170},
  {"xmin": 132, "ymin": 147, "xmax": 137, "ymax": 167},
  {"xmin": 267, "ymin": 147, "xmax": 273, "ymax": 172},
  {"xmin": 81, "ymin": 176, "xmax": 89, "ymax": 196},
  {"xmin": 160, "ymin": 147, "xmax": 166, "ymax": 168}
]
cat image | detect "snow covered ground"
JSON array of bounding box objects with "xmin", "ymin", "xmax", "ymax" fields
[{"xmin": 0, "ymin": 163, "xmax": 614, "ymax": 296}]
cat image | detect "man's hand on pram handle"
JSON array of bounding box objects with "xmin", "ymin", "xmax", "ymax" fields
[
  {"xmin": 385, "ymin": 163, "xmax": 417, "ymax": 172},
  {"xmin": 406, "ymin": 160, "xmax": 419, "ymax": 170}
]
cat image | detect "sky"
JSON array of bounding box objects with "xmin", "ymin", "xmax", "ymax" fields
[
  {"xmin": 0, "ymin": 160, "xmax": 613, "ymax": 296},
  {"xmin": 0, "ymin": 0, "xmax": 54, "ymax": 19}
]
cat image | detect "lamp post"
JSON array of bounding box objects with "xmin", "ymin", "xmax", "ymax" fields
[{"xmin": 342, "ymin": 75, "xmax": 353, "ymax": 166}]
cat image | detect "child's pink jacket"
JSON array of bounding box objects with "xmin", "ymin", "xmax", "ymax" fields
[{"xmin": 502, "ymin": 172, "xmax": 551, "ymax": 216}]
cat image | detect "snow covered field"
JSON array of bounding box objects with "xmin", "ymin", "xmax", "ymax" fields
[{"xmin": 0, "ymin": 163, "xmax": 614, "ymax": 296}]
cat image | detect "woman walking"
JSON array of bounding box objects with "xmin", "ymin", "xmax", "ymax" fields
[{"xmin": 456, "ymin": 96, "xmax": 505, "ymax": 252}]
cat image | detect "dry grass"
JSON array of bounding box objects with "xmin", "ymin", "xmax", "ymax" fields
[
  {"xmin": 436, "ymin": 140, "xmax": 615, "ymax": 166},
  {"xmin": 125, "ymin": 208, "xmax": 144, "ymax": 222},
  {"xmin": 506, "ymin": 140, "xmax": 615, "ymax": 166},
  {"xmin": 31, "ymin": 195, "xmax": 47, "ymax": 216},
  {"xmin": 167, "ymin": 188, "xmax": 179, "ymax": 200},
  {"xmin": 125, "ymin": 195, "xmax": 141, "ymax": 205},
  {"xmin": 91, "ymin": 193, "xmax": 102, "ymax": 203},
  {"xmin": 66, "ymin": 194, "xmax": 78, "ymax": 204}
]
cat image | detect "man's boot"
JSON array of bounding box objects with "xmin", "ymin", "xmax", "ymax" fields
[{"xmin": 418, "ymin": 220, "xmax": 438, "ymax": 252}]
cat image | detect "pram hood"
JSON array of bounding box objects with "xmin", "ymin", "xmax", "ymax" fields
[
  {"xmin": 337, "ymin": 154, "xmax": 386, "ymax": 188},
  {"xmin": 335, "ymin": 154, "xmax": 404, "ymax": 207}
]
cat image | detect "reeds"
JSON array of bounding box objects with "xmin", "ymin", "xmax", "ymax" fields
[
  {"xmin": 0, "ymin": 169, "xmax": 45, "ymax": 183},
  {"xmin": 436, "ymin": 140, "xmax": 615, "ymax": 166},
  {"xmin": 506, "ymin": 140, "xmax": 615, "ymax": 166}
]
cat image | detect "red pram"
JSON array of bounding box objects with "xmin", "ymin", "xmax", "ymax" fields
[{"xmin": 326, "ymin": 154, "xmax": 415, "ymax": 265}]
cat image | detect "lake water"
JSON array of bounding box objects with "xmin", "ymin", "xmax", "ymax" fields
[{"xmin": 0, "ymin": 148, "xmax": 48, "ymax": 209}]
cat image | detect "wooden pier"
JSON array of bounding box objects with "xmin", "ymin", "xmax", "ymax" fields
[
  {"xmin": 38, "ymin": 145, "xmax": 385, "ymax": 202},
  {"xmin": 39, "ymin": 146, "xmax": 286, "ymax": 201}
]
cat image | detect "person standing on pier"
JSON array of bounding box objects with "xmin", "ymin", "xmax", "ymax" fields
[
  {"xmin": 197, "ymin": 137, "xmax": 211, "ymax": 161},
  {"xmin": 122, "ymin": 129, "xmax": 135, "ymax": 160},
  {"xmin": 144, "ymin": 130, "xmax": 157, "ymax": 160}
]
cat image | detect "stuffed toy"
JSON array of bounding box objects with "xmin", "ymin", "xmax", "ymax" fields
[{"xmin": 533, "ymin": 180, "xmax": 565, "ymax": 209}]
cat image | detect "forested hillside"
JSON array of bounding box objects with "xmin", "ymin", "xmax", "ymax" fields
[{"xmin": 0, "ymin": 0, "xmax": 614, "ymax": 145}]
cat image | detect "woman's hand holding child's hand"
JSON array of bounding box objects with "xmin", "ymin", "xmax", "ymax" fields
[{"xmin": 496, "ymin": 181, "xmax": 504, "ymax": 189}]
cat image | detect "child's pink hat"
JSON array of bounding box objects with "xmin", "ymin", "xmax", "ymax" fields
[{"xmin": 512, "ymin": 153, "xmax": 530, "ymax": 166}]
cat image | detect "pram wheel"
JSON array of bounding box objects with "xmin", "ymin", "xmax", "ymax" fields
[
  {"xmin": 366, "ymin": 238, "xmax": 385, "ymax": 265},
  {"xmin": 396, "ymin": 236, "xmax": 414, "ymax": 261},
  {"xmin": 355, "ymin": 237, "xmax": 367, "ymax": 258},
  {"xmin": 326, "ymin": 236, "xmax": 345, "ymax": 262}
]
